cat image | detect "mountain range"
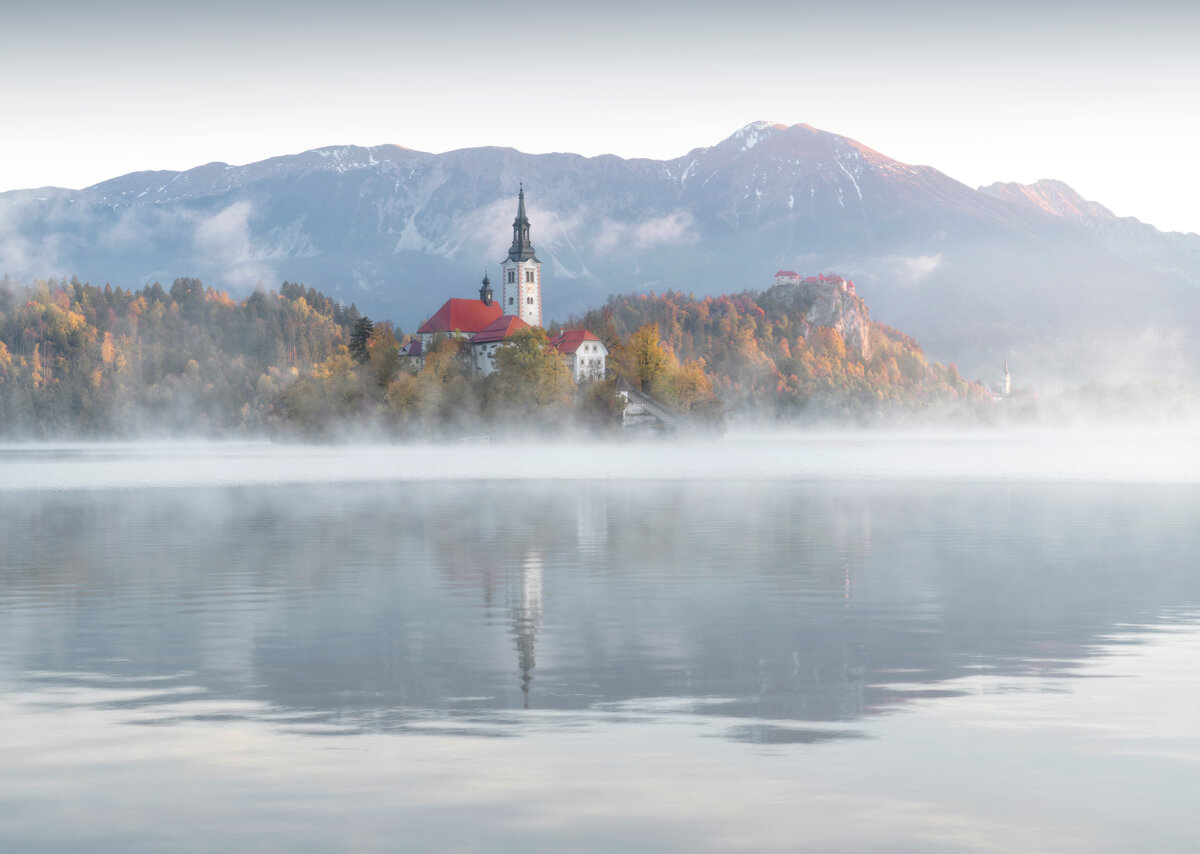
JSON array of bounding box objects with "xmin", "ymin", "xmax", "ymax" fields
[{"xmin": 2, "ymin": 121, "xmax": 1197, "ymax": 383}]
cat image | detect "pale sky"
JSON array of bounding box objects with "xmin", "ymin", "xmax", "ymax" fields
[{"xmin": 3, "ymin": 0, "xmax": 1198, "ymax": 233}]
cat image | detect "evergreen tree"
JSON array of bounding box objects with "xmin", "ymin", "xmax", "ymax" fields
[{"xmin": 349, "ymin": 316, "xmax": 374, "ymax": 364}]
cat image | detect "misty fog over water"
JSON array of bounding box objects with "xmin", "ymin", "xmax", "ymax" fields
[
  {"xmin": 2, "ymin": 429, "xmax": 1199, "ymax": 491},
  {"xmin": 1, "ymin": 435, "xmax": 1198, "ymax": 852}
]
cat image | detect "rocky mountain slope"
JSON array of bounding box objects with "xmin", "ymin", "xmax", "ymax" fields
[
  {"xmin": 980, "ymin": 178, "xmax": 1200, "ymax": 289},
  {"xmin": 2, "ymin": 122, "xmax": 1197, "ymax": 381}
]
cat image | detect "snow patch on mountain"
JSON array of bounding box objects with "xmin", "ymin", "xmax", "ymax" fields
[
  {"xmin": 836, "ymin": 158, "xmax": 863, "ymax": 202},
  {"xmin": 734, "ymin": 121, "xmax": 786, "ymax": 152}
]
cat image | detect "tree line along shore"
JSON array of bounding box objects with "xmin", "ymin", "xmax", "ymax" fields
[{"xmin": 0, "ymin": 276, "xmax": 1006, "ymax": 439}]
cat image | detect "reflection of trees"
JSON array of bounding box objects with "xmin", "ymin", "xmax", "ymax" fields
[{"xmin": 4, "ymin": 480, "xmax": 1199, "ymax": 738}]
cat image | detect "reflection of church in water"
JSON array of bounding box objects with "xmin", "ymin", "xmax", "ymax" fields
[
  {"xmin": 509, "ymin": 551, "xmax": 543, "ymax": 708},
  {"xmin": 501, "ymin": 493, "xmax": 605, "ymax": 709},
  {"xmin": 445, "ymin": 489, "xmax": 879, "ymax": 722}
]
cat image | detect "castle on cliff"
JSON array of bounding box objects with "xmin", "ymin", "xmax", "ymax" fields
[{"xmin": 774, "ymin": 270, "xmax": 856, "ymax": 293}]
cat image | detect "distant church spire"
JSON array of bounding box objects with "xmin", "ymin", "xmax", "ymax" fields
[
  {"xmin": 507, "ymin": 183, "xmax": 538, "ymax": 262},
  {"xmin": 1003, "ymin": 358, "xmax": 1011, "ymax": 396},
  {"xmin": 480, "ymin": 270, "xmax": 493, "ymax": 306}
]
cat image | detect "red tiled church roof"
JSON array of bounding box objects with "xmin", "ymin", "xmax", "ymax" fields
[
  {"xmin": 548, "ymin": 329, "xmax": 602, "ymax": 354},
  {"xmin": 471, "ymin": 314, "xmax": 531, "ymax": 344},
  {"xmin": 417, "ymin": 298, "xmax": 503, "ymax": 335}
]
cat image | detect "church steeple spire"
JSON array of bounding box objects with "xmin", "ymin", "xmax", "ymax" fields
[
  {"xmin": 508, "ymin": 183, "xmax": 538, "ymax": 262},
  {"xmin": 501, "ymin": 184, "xmax": 543, "ymax": 327}
]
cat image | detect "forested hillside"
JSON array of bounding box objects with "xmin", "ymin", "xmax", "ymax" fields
[
  {"xmin": 0, "ymin": 277, "xmax": 358, "ymax": 437},
  {"xmin": 0, "ymin": 275, "xmax": 995, "ymax": 439},
  {"xmin": 0, "ymin": 277, "xmax": 635, "ymax": 439},
  {"xmin": 576, "ymin": 289, "xmax": 992, "ymax": 421}
]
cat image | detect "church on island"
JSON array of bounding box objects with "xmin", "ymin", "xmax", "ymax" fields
[{"xmin": 402, "ymin": 187, "xmax": 608, "ymax": 383}]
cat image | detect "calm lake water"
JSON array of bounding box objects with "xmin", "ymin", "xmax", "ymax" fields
[{"xmin": 2, "ymin": 434, "xmax": 1199, "ymax": 852}]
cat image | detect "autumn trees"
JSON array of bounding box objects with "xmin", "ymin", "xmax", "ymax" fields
[
  {"xmin": 0, "ymin": 273, "xmax": 992, "ymax": 438},
  {"xmin": 378, "ymin": 329, "xmax": 582, "ymax": 437},
  {"xmin": 485, "ymin": 328, "xmax": 576, "ymax": 424},
  {"xmin": 575, "ymin": 290, "xmax": 988, "ymax": 422},
  {"xmin": 0, "ymin": 277, "xmax": 357, "ymax": 438}
]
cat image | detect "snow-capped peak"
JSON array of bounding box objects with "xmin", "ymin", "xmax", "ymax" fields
[{"xmin": 734, "ymin": 121, "xmax": 788, "ymax": 151}]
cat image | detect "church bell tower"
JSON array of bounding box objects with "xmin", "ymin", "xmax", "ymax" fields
[{"xmin": 501, "ymin": 184, "xmax": 542, "ymax": 327}]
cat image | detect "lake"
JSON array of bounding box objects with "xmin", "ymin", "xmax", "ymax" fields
[{"xmin": 1, "ymin": 433, "xmax": 1198, "ymax": 852}]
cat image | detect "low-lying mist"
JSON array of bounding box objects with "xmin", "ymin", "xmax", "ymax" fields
[{"xmin": 3, "ymin": 428, "xmax": 1199, "ymax": 492}]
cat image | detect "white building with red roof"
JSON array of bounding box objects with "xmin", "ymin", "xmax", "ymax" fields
[
  {"xmin": 416, "ymin": 275, "xmax": 503, "ymax": 348},
  {"xmin": 547, "ymin": 329, "xmax": 608, "ymax": 382},
  {"xmin": 407, "ymin": 188, "xmax": 608, "ymax": 382},
  {"xmin": 471, "ymin": 315, "xmax": 532, "ymax": 376}
]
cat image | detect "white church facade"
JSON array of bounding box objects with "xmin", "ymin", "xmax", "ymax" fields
[
  {"xmin": 410, "ymin": 186, "xmax": 607, "ymax": 381},
  {"xmin": 501, "ymin": 187, "xmax": 543, "ymax": 328}
]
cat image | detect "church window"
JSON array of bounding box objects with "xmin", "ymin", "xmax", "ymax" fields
[
  {"xmin": 525, "ymin": 270, "xmax": 535, "ymax": 283},
  {"xmin": 526, "ymin": 296, "xmax": 533, "ymax": 305},
  {"xmin": 508, "ymin": 297, "xmax": 514, "ymax": 305},
  {"xmin": 507, "ymin": 270, "xmax": 515, "ymax": 284}
]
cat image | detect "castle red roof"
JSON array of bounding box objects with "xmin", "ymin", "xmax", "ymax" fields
[
  {"xmin": 417, "ymin": 298, "xmax": 503, "ymax": 335},
  {"xmin": 471, "ymin": 314, "xmax": 531, "ymax": 344},
  {"xmin": 775, "ymin": 270, "xmax": 799, "ymax": 277},
  {"xmin": 548, "ymin": 328, "xmax": 603, "ymax": 354}
]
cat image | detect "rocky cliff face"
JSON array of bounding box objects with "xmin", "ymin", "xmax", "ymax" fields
[{"xmin": 760, "ymin": 280, "xmax": 871, "ymax": 361}]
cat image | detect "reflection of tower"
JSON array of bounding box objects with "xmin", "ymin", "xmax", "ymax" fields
[
  {"xmin": 1002, "ymin": 359, "xmax": 1011, "ymax": 396},
  {"xmin": 509, "ymin": 550, "xmax": 544, "ymax": 708},
  {"xmin": 575, "ymin": 490, "xmax": 609, "ymax": 553}
]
